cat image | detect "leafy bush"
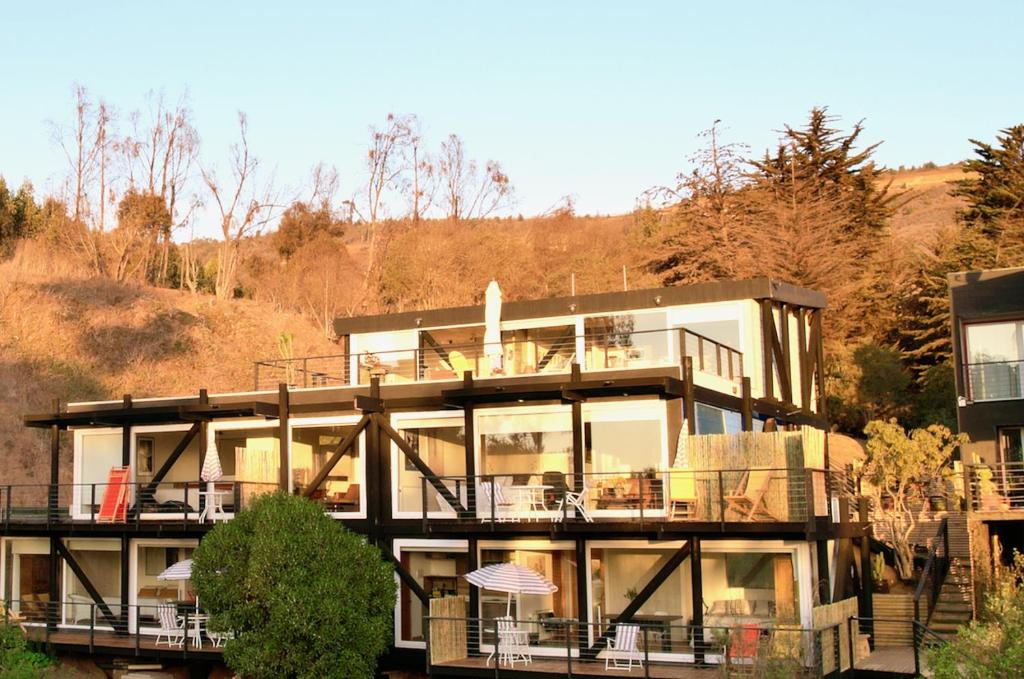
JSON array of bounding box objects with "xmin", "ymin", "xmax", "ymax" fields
[
  {"xmin": 0, "ymin": 623, "xmax": 51, "ymax": 678},
  {"xmin": 929, "ymin": 551, "xmax": 1024, "ymax": 677},
  {"xmin": 191, "ymin": 493, "xmax": 396, "ymax": 679}
]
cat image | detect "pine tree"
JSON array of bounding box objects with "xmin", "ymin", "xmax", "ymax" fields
[{"xmin": 952, "ymin": 124, "xmax": 1024, "ymax": 234}]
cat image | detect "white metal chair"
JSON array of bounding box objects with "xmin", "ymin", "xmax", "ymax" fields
[
  {"xmin": 207, "ymin": 628, "xmax": 233, "ymax": 648},
  {"xmin": 555, "ymin": 479, "xmax": 593, "ymax": 522},
  {"xmin": 155, "ymin": 604, "xmax": 185, "ymax": 648},
  {"xmin": 495, "ymin": 615, "xmax": 532, "ymax": 667},
  {"xmin": 605, "ymin": 622, "xmax": 643, "ymax": 671},
  {"xmin": 480, "ymin": 480, "xmax": 517, "ymax": 522}
]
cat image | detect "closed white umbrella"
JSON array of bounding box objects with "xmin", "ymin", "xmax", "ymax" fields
[
  {"xmin": 464, "ymin": 562, "xmax": 557, "ymax": 616},
  {"xmin": 484, "ymin": 281, "xmax": 503, "ymax": 369},
  {"xmin": 200, "ymin": 438, "xmax": 223, "ymax": 483}
]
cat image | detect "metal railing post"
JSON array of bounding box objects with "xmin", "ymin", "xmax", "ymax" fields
[
  {"xmin": 565, "ymin": 620, "xmax": 573, "ymax": 677},
  {"xmin": 643, "ymin": 625, "xmax": 651, "ymax": 678},
  {"xmin": 421, "ymin": 476, "xmax": 429, "ymax": 534},
  {"xmin": 805, "ymin": 467, "xmax": 816, "ymax": 530}
]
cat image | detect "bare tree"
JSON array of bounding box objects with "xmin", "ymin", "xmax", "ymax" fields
[
  {"xmin": 120, "ymin": 91, "xmax": 200, "ymax": 285},
  {"xmin": 201, "ymin": 112, "xmax": 279, "ymax": 299},
  {"xmin": 436, "ymin": 134, "xmax": 513, "ymax": 221},
  {"xmin": 400, "ymin": 117, "xmax": 435, "ymax": 222},
  {"xmin": 51, "ymin": 85, "xmax": 114, "ymax": 274}
]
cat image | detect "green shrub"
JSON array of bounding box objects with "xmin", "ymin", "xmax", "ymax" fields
[
  {"xmin": 928, "ymin": 551, "xmax": 1024, "ymax": 677},
  {"xmin": 191, "ymin": 493, "xmax": 396, "ymax": 679},
  {"xmin": 0, "ymin": 623, "xmax": 51, "ymax": 678}
]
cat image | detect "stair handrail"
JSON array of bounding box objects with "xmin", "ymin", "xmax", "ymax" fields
[{"xmin": 913, "ymin": 517, "xmax": 950, "ymax": 630}]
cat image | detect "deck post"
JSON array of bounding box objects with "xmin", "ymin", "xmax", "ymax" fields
[
  {"xmin": 119, "ymin": 535, "xmax": 130, "ymax": 634},
  {"xmin": 816, "ymin": 539, "xmax": 832, "ymax": 605},
  {"xmin": 467, "ymin": 538, "xmax": 480, "ymax": 657},
  {"xmin": 683, "ymin": 358, "xmax": 696, "ymax": 435},
  {"xmin": 278, "ymin": 384, "xmax": 290, "ymax": 491},
  {"xmin": 47, "ymin": 536, "xmax": 59, "ymax": 633},
  {"xmin": 858, "ymin": 497, "xmax": 875, "ymax": 649},
  {"xmin": 690, "ymin": 537, "xmax": 704, "ymax": 665},
  {"xmin": 571, "ymin": 363, "xmax": 585, "ymax": 492},
  {"xmin": 740, "ymin": 377, "xmax": 753, "ymax": 431},
  {"xmin": 575, "ymin": 539, "xmax": 588, "ymax": 648}
]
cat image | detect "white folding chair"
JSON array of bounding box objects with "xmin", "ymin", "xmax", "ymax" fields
[
  {"xmin": 480, "ymin": 480, "xmax": 516, "ymax": 522},
  {"xmin": 555, "ymin": 478, "xmax": 593, "ymax": 522},
  {"xmin": 495, "ymin": 615, "xmax": 532, "ymax": 667},
  {"xmin": 155, "ymin": 604, "xmax": 185, "ymax": 648},
  {"xmin": 605, "ymin": 622, "xmax": 643, "ymax": 671}
]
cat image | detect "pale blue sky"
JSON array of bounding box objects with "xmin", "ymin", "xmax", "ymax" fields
[{"xmin": 1, "ymin": 1, "xmax": 1022, "ymax": 234}]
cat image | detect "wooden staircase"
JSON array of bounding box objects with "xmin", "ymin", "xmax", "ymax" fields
[{"xmin": 925, "ymin": 515, "xmax": 974, "ymax": 640}]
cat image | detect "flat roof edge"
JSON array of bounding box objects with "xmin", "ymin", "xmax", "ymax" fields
[{"xmin": 334, "ymin": 277, "xmax": 825, "ymax": 335}]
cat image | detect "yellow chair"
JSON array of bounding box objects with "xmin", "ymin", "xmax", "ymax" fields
[
  {"xmin": 446, "ymin": 350, "xmax": 472, "ymax": 377},
  {"xmin": 669, "ymin": 470, "xmax": 697, "ymax": 519}
]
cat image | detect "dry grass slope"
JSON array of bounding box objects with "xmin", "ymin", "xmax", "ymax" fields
[{"xmin": 0, "ymin": 247, "xmax": 338, "ymax": 485}]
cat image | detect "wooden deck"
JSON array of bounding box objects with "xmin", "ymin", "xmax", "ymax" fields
[
  {"xmin": 854, "ymin": 646, "xmax": 918, "ymax": 675},
  {"xmin": 435, "ymin": 657, "xmax": 721, "ymax": 678},
  {"xmin": 23, "ymin": 627, "xmax": 222, "ymax": 658}
]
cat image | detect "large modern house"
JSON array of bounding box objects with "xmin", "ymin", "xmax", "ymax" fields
[
  {"xmin": 949, "ymin": 266, "xmax": 1024, "ymax": 561},
  {"xmin": 0, "ymin": 277, "xmax": 874, "ymax": 677}
]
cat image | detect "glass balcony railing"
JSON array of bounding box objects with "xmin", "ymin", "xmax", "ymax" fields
[
  {"xmin": 964, "ymin": 360, "xmax": 1024, "ymax": 401},
  {"xmin": 253, "ymin": 328, "xmax": 743, "ymax": 390}
]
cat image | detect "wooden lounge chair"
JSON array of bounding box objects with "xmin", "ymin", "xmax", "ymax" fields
[
  {"xmin": 724, "ymin": 468, "xmax": 776, "ymax": 521},
  {"xmin": 605, "ymin": 622, "xmax": 643, "ymax": 671},
  {"xmin": 97, "ymin": 467, "xmax": 131, "ymax": 523},
  {"xmin": 668, "ymin": 470, "xmax": 697, "ymax": 519}
]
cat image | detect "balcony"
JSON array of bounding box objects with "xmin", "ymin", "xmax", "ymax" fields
[
  {"xmin": 411, "ymin": 467, "xmax": 837, "ymax": 528},
  {"xmin": 252, "ymin": 328, "xmax": 742, "ymax": 391},
  {"xmin": 963, "ymin": 359, "xmax": 1024, "ymax": 401},
  {"xmin": 425, "ymin": 614, "xmax": 844, "ymax": 677},
  {"xmin": 0, "ymin": 480, "xmax": 278, "ymax": 528}
]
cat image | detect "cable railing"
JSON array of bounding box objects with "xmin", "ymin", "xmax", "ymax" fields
[
  {"xmin": 424, "ymin": 614, "xmax": 841, "ymax": 677},
  {"xmin": 2, "ymin": 599, "xmax": 226, "ymax": 657},
  {"xmin": 0, "ymin": 481, "xmax": 279, "ymax": 528},
  {"xmin": 913, "ymin": 519, "xmax": 950, "ymax": 631},
  {"xmin": 848, "ymin": 615, "xmax": 964, "ymax": 678},
  {"xmin": 963, "ymin": 359, "xmax": 1024, "ymax": 401},
  {"xmin": 964, "ymin": 461, "xmax": 1024, "ymax": 512},
  {"xmin": 413, "ymin": 468, "xmax": 834, "ymax": 527},
  {"xmin": 253, "ymin": 327, "xmax": 744, "ymax": 390}
]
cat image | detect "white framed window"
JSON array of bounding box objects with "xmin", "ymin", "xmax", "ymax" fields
[
  {"xmin": 392, "ymin": 538, "xmax": 469, "ymax": 649},
  {"xmin": 288, "ymin": 415, "xmax": 366, "ymax": 518},
  {"xmin": 72, "ymin": 427, "xmax": 124, "ymax": 520},
  {"xmin": 964, "ymin": 319, "xmax": 1024, "ymax": 401},
  {"xmin": 128, "ymin": 538, "xmax": 198, "ymax": 634},
  {"xmin": 390, "ymin": 411, "xmax": 466, "ymax": 519}
]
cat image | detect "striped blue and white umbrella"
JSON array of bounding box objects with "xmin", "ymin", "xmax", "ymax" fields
[
  {"xmin": 200, "ymin": 438, "xmax": 223, "ymax": 483},
  {"xmin": 464, "ymin": 563, "xmax": 557, "ymax": 616},
  {"xmin": 156, "ymin": 558, "xmax": 193, "ymax": 581}
]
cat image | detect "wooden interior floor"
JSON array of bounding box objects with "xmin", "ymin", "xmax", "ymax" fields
[
  {"xmin": 854, "ymin": 646, "xmax": 918, "ymax": 675},
  {"xmin": 436, "ymin": 656, "xmax": 720, "ymax": 677}
]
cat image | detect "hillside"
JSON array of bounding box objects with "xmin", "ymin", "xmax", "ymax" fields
[
  {"xmin": 884, "ymin": 164, "xmax": 968, "ymax": 243},
  {"xmin": 0, "ymin": 248, "xmax": 338, "ymax": 485}
]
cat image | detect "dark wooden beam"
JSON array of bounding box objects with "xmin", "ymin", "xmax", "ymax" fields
[
  {"xmin": 571, "ymin": 364, "xmax": 585, "ymax": 492},
  {"xmin": 779, "ymin": 304, "xmax": 791, "ymax": 399},
  {"xmin": 464, "ymin": 392, "xmax": 476, "ymax": 514},
  {"xmin": 761, "ymin": 300, "xmax": 775, "ymax": 400},
  {"xmin": 812, "ymin": 309, "xmax": 827, "ymax": 416},
  {"xmin": 47, "ymin": 536, "xmax": 59, "ymax": 632},
  {"xmin": 354, "ymin": 394, "xmax": 385, "ymax": 413},
  {"xmin": 49, "ymin": 399, "xmax": 60, "ymax": 518},
  {"xmin": 301, "ymin": 414, "xmax": 371, "ymax": 498},
  {"xmin": 419, "ymin": 330, "xmax": 451, "ymax": 368},
  {"xmin": 858, "ymin": 498, "xmax": 874, "ymax": 647},
  {"xmin": 585, "ymin": 541, "xmax": 692, "ymax": 657},
  {"xmin": 536, "ymin": 325, "xmax": 576, "ymax": 372},
  {"xmin": 691, "ymin": 537, "xmax": 704, "ymax": 663},
  {"xmin": 467, "ymin": 537, "xmax": 480, "ymax": 656},
  {"xmin": 54, "ymin": 540, "xmax": 122, "ymax": 632},
  {"xmin": 816, "ymin": 539, "xmax": 832, "ymax": 605},
  {"xmin": 575, "ymin": 539, "xmax": 588, "ymax": 629},
  {"xmin": 384, "ymin": 550, "xmax": 430, "ymax": 605},
  {"xmin": 119, "ymin": 535, "xmax": 130, "ymax": 632},
  {"xmin": 797, "ymin": 308, "xmax": 810, "ymax": 410},
  {"xmin": 139, "ymin": 423, "xmax": 201, "ymax": 501},
  {"xmin": 376, "ymin": 414, "xmax": 467, "ymax": 515},
  {"xmin": 741, "ymin": 377, "xmax": 753, "ymax": 431},
  {"xmin": 683, "ymin": 357, "xmax": 696, "ymax": 434},
  {"xmin": 278, "ymin": 384, "xmax": 290, "ymax": 491}
]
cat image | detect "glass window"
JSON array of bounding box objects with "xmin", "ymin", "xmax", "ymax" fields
[
  {"xmin": 63, "ymin": 539, "xmax": 121, "ymax": 627},
  {"xmin": 135, "ymin": 544, "xmax": 195, "ymax": 629},
  {"xmin": 419, "ymin": 326, "xmax": 489, "ymax": 380},
  {"xmin": 3, "ymin": 539, "xmax": 51, "ymax": 623},
  {"xmin": 77, "ymin": 431, "xmax": 123, "ymax": 516},
  {"xmin": 135, "ymin": 429, "xmax": 202, "ymax": 515},
  {"xmin": 291, "ymin": 422, "xmax": 361, "ymax": 514},
  {"xmin": 695, "ymin": 404, "xmax": 742, "ymax": 435},
  {"xmin": 965, "ymin": 321, "xmax": 1024, "ymax": 400},
  {"xmin": 478, "ymin": 409, "xmax": 573, "ymax": 480},
  {"xmin": 585, "ymin": 313, "xmax": 671, "ymax": 370},
  {"xmin": 216, "ymin": 426, "xmax": 279, "ymax": 511},
  {"xmin": 395, "ymin": 418, "xmax": 466, "ymax": 514},
  {"xmin": 480, "ymin": 546, "xmax": 577, "ymax": 647},
  {"xmin": 591, "ymin": 546, "xmax": 692, "ymax": 653},
  {"xmin": 702, "ymin": 551, "xmax": 799, "ymax": 624},
  {"xmin": 355, "ymin": 330, "xmax": 418, "ymax": 384},
  {"xmin": 502, "ymin": 325, "xmax": 576, "ymax": 376},
  {"xmin": 398, "ymin": 548, "xmax": 470, "ymax": 643}
]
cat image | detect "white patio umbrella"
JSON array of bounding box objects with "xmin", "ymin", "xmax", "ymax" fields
[
  {"xmin": 200, "ymin": 436, "xmax": 224, "ymax": 522},
  {"xmin": 463, "ymin": 563, "xmax": 557, "ymax": 616},
  {"xmin": 157, "ymin": 558, "xmax": 196, "ymax": 608},
  {"xmin": 484, "ymin": 280, "xmax": 503, "ymax": 371}
]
